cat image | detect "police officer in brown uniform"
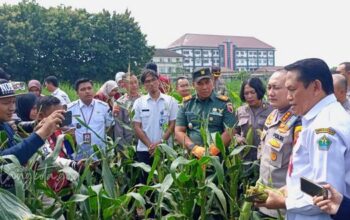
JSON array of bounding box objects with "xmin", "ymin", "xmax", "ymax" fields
[
  {"xmin": 235, "ymin": 77, "xmax": 273, "ymax": 161},
  {"xmin": 257, "ymin": 70, "xmax": 301, "ymax": 218}
]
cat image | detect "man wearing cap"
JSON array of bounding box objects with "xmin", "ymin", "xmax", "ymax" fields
[
  {"xmin": 212, "ymin": 66, "xmax": 226, "ymax": 96},
  {"xmin": 0, "ymin": 81, "xmax": 64, "ymax": 187},
  {"xmin": 175, "ymin": 67, "xmax": 236, "ymax": 158},
  {"xmin": 28, "ymin": 79, "xmax": 44, "ymax": 97}
]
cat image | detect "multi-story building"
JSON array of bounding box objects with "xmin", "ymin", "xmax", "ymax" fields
[
  {"xmin": 168, "ymin": 33, "xmax": 275, "ymax": 73},
  {"xmin": 152, "ymin": 49, "xmax": 184, "ymax": 75}
]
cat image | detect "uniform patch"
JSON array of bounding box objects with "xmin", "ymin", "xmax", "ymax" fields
[
  {"xmin": 315, "ymin": 128, "xmax": 336, "ymax": 135},
  {"xmin": 268, "ymin": 138, "xmax": 281, "ymax": 148},
  {"xmin": 226, "ymin": 102, "xmax": 233, "ymax": 113},
  {"xmin": 273, "ymin": 133, "xmax": 284, "ymax": 142},
  {"xmin": 293, "ymin": 125, "xmax": 302, "ymax": 145},
  {"xmin": 270, "ymin": 152, "xmax": 277, "ymax": 161},
  {"xmin": 265, "ymin": 112, "xmax": 275, "ymax": 126},
  {"xmin": 318, "ymin": 135, "xmax": 331, "ymax": 151},
  {"xmin": 217, "ymin": 95, "xmax": 229, "ymax": 102},
  {"xmin": 183, "ymin": 95, "xmax": 192, "ymax": 102}
]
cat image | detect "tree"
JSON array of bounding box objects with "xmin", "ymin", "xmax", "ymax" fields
[{"xmin": 0, "ymin": 0, "xmax": 154, "ymax": 82}]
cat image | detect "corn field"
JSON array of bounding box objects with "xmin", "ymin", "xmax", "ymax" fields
[{"xmin": 0, "ymin": 79, "xmax": 273, "ymax": 220}]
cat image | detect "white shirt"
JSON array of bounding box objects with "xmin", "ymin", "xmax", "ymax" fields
[
  {"xmin": 133, "ymin": 93, "xmax": 179, "ymax": 152},
  {"xmin": 52, "ymin": 88, "xmax": 71, "ymax": 105},
  {"xmin": 67, "ymin": 99, "xmax": 113, "ymax": 160},
  {"xmin": 286, "ymin": 94, "xmax": 350, "ymax": 220}
]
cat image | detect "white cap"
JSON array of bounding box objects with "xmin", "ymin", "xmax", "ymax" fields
[{"xmin": 115, "ymin": 72, "xmax": 126, "ymax": 83}]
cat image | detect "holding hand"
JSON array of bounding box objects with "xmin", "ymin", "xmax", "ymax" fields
[
  {"xmin": 191, "ymin": 145, "xmax": 205, "ymax": 159},
  {"xmin": 36, "ymin": 110, "xmax": 65, "ymax": 140},
  {"xmin": 313, "ymin": 184, "xmax": 343, "ymax": 215}
]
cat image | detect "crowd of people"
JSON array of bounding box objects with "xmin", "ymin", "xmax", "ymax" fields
[{"xmin": 0, "ymin": 59, "xmax": 349, "ymax": 220}]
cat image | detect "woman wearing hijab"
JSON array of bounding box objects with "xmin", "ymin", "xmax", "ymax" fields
[
  {"xmin": 14, "ymin": 93, "xmax": 38, "ymax": 134},
  {"xmin": 94, "ymin": 80, "xmax": 119, "ymax": 109}
]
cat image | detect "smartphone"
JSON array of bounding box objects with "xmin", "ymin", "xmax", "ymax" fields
[
  {"xmin": 61, "ymin": 111, "xmax": 72, "ymax": 127},
  {"xmin": 300, "ymin": 177, "xmax": 328, "ymax": 199}
]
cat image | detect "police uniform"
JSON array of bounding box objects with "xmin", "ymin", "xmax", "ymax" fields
[
  {"xmin": 52, "ymin": 88, "xmax": 71, "ymax": 105},
  {"xmin": 114, "ymin": 93, "xmax": 140, "ymax": 149},
  {"xmin": 258, "ymin": 107, "xmax": 300, "ymax": 218},
  {"xmin": 176, "ymin": 68, "xmax": 236, "ymax": 146},
  {"xmin": 67, "ymin": 99, "xmax": 113, "ymax": 160},
  {"xmin": 235, "ymin": 102, "xmax": 273, "ymax": 160},
  {"xmin": 214, "ymin": 78, "xmax": 226, "ymax": 96},
  {"xmin": 285, "ymin": 95, "xmax": 350, "ymax": 220}
]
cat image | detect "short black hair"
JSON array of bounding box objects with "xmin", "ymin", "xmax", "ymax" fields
[
  {"xmin": 140, "ymin": 69, "xmax": 159, "ymax": 84},
  {"xmin": 145, "ymin": 62, "xmax": 158, "ymax": 73},
  {"xmin": 74, "ymin": 78, "xmax": 93, "ymax": 91},
  {"xmin": 175, "ymin": 76, "xmax": 188, "ymax": 87},
  {"xmin": 339, "ymin": 62, "xmax": 350, "ymax": 72},
  {"xmin": 285, "ymin": 58, "xmax": 333, "ymax": 95},
  {"xmin": 239, "ymin": 77, "xmax": 266, "ymax": 102},
  {"xmin": 44, "ymin": 76, "xmax": 59, "ymax": 87},
  {"xmin": 0, "ymin": 68, "xmax": 11, "ymax": 80},
  {"xmin": 37, "ymin": 95, "xmax": 61, "ymax": 113}
]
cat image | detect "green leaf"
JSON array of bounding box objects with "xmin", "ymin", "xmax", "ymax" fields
[
  {"xmin": 0, "ymin": 188, "xmax": 49, "ymax": 219},
  {"xmin": 207, "ymin": 182, "xmax": 227, "ymax": 215},
  {"xmin": 215, "ymin": 132, "xmax": 226, "ymax": 158},
  {"xmin": 127, "ymin": 192, "xmax": 145, "ymax": 207},
  {"xmin": 159, "ymin": 174, "xmax": 173, "ymax": 193},
  {"xmin": 69, "ymin": 194, "xmax": 90, "ymax": 203},
  {"xmin": 130, "ymin": 162, "xmax": 152, "ymax": 173},
  {"xmin": 102, "ymin": 159, "xmax": 116, "ymax": 198},
  {"xmin": 210, "ymin": 156, "xmax": 224, "ymax": 186}
]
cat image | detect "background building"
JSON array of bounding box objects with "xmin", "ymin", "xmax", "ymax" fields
[
  {"xmin": 168, "ymin": 33, "xmax": 275, "ymax": 73},
  {"xmin": 152, "ymin": 49, "xmax": 184, "ymax": 75}
]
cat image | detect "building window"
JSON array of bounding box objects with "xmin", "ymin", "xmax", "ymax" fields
[
  {"xmin": 176, "ymin": 58, "xmax": 180, "ymax": 62},
  {"xmin": 194, "ymin": 50, "xmax": 201, "ymax": 57},
  {"xmin": 183, "ymin": 50, "xmax": 191, "ymax": 55},
  {"xmin": 203, "ymin": 50, "xmax": 210, "ymax": 57},
  {"xmin": 236, "ymin": 51, "xmax": 240, "ymax": 56},
  {"xmin": 268, "ymin": 51, "xmax": 274, "ymax": 57},
  {"xmin": 203, "ymin": 59, "xmax": 209, "ymax": 64},
  {"xmin": 195, "ymin": 58, "xmax": 201, "ymax": 65},
  {"xmin": 213, "ymin": 50, "xmax": 219, "ymax": 56},
  {"xmin": 268, "ymin": 59, "xmax": 274, "ymax": 65},
  {"xmin": 184, "ymin": 58, "xmax": 190, "ymax": 64}
]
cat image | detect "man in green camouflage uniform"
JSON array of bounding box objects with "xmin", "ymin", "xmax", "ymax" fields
[{"xmin": 175, "ymin": 67, "xmax": 236, "ymax": 158}]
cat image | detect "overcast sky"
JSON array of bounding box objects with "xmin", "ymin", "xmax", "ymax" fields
[{"xmin": 1, "ymin": 0, "xmax": 349, "ymax": 67}]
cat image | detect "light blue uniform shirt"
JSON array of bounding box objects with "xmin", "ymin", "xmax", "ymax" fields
[
  {"xmin": 68, "ymin": 99, "xmax": 113, "ymax": 160},
  {"xmin": 133, "ymin": 93, "xmax": 179, "ymax": 152},
  {"xmin": 286, "ymin": 94, "xmax": 350, "ymax": 220}
]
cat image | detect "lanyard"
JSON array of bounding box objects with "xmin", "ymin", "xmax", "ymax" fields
[{"xmin": 79, "ymin": 101, "xmax": 95, "ymax": 132}]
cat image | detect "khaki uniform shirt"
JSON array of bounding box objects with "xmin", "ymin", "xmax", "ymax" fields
[
  {"xmin": 258, "ymin": 108, "xmax": 300, "ymax": 218},
  {"xmin": 214, "ymin": 78, "xmax": 226, "ymax": 96},
  {"xmin": 235, "ymin": 102, "xmax": 273, "ymax": 160},
  {"xmin": 176, "ymin": 92, "xmax": 236, "ymax": 146}
]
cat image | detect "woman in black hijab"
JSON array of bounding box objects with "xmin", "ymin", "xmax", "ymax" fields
[{"xmin": 14, "ymin": 93, "xmax": 38, "ymax": 134}]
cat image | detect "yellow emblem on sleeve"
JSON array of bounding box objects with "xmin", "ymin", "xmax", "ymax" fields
[{"xmin": 269, "ymin": 138, "xmax": 281, "ymax": 148}]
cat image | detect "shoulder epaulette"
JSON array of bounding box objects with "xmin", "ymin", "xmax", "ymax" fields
[
  {"xmin": 183, "ymin": 95, "xmax": 192, "ymax": 102},
  {"xmin": 67, "ymin": 101, "xmax": 78, "ymax": 109},
  {"xmin": 95, "ymin": 99, "xmax": 108, "ymax": 107},
  {"xmin": 217, "ymin": 95, "xmax": 229, "ymax": 102}
]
